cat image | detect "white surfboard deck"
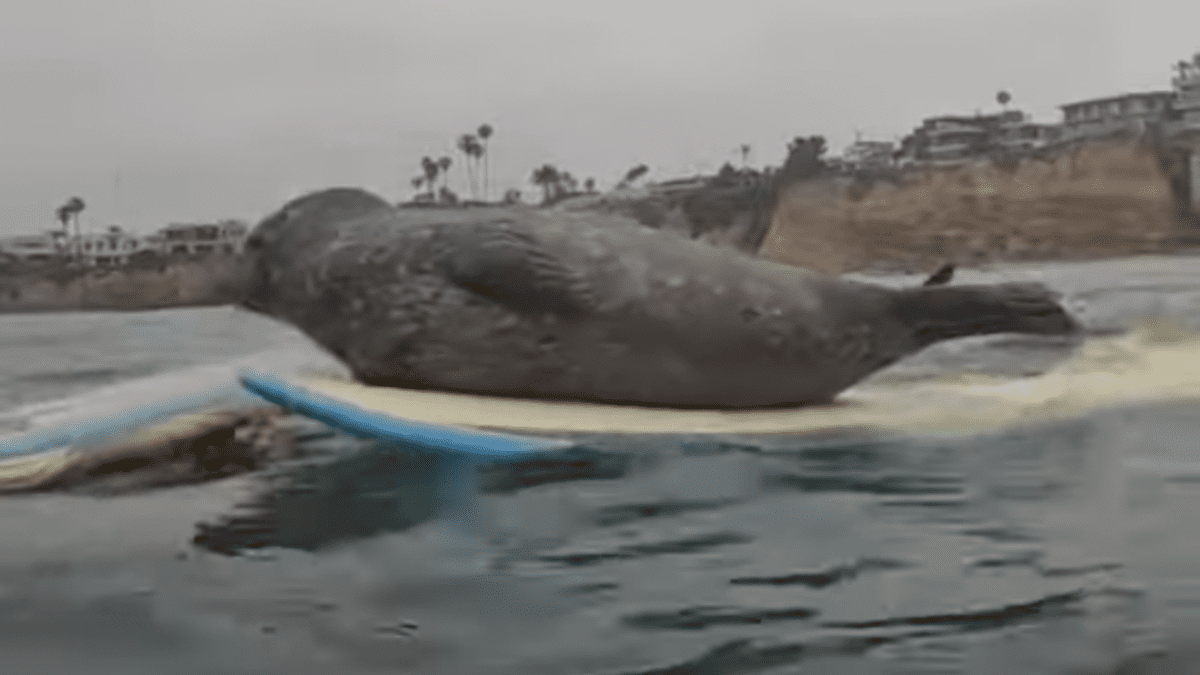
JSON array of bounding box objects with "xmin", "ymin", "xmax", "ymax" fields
[{"xmin": 290, "ymin": 322, "xmax": 1200, "ymax": 439}]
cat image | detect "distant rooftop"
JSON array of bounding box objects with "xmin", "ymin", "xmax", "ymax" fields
[{"xmin": 1059, "ymin": 91, "xmax": 1175, "ymax": 109}]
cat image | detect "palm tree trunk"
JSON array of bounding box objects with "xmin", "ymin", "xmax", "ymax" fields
[
  {"xmin": 461, "ymin": 154, "xmax": 472, "ymax": 200},
  {"xmin": 73, "ymin": 214, "xmax": 81, "ymax": 263}
]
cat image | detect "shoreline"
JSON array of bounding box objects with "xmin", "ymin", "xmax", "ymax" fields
[
  {"xmin": 0, "ymin": 254, "xmax": 246, "ymax": 314},
  {"xmin": 3, "ymin": 237, "xmax": 1198, "ymax": 315}
]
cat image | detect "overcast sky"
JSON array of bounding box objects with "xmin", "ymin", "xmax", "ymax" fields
[{"xmin": 1, "ymin": 0, "xmax": 1197, "ymax": 235}]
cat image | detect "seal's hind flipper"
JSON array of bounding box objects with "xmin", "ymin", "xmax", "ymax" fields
[
  {"xmin": 447, "ymin": 220, "xmax": 597, "ymax": 317},
  {"xmin": 923, "ymin": 264, "xmax": 955, "ymax": 287}
]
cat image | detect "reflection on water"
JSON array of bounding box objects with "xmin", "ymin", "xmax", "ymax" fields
[
  {"xmin": 168, "ymin": 400, "xmax": 1184, "ymax": 673},
  {"xmin": 0, "ymin": 255, "xmax": 1199, "ymax": 673}
]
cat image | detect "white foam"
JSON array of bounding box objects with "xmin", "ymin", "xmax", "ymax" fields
[{"xmin": 0, "ymin": 340, "xmax": 345, "ymax": 439}]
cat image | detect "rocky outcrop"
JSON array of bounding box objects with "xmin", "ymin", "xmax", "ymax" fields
[{"xmin": 554, "ymin": 181, "xmax": 770, "ymax": 253}]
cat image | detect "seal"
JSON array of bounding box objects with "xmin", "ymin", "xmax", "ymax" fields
[{"xmin": 239, "ymin": 187, "xmax": 1079, "ymax": 409}]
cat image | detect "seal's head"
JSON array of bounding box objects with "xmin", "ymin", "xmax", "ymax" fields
[
  {"xmin": 892, "ymin": 281, "xmax": 1080, "ymax": 348},
  {"xmin": 240, "ymin": 188, "xmax": 393, "ymax": 314}
]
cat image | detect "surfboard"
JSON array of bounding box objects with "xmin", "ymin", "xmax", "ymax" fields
[
  {"xmin": 4, "ymin": 320, "xmax": 1197, "ymax": 494},
  {"xmin": 237, "ymin": 370, "xmax": 580, "ymax": 529},
  {"xmin": 242, "ymin": 321, "xmax": 1200, "ymax": 443},
  {"xmin": 237, "ymin": 370, "xmax": 576, "ymax": 460},
  {"xmin": 0, "ymin": 386, "xmax": 270, "ymax": 492}
]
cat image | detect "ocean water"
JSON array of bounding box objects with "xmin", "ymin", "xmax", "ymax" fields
[{"xmin": 1, "ymin": 255, "xmax": 1200, "ymax": 674}]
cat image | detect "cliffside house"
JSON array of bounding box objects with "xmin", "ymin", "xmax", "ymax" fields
[
  {"xmin": 1059, "ymin": 91, "xmax": 1176, "ymax": 142},
  {"xmin": 153, "ymin": 220, "xmax": 248, "ymax": 256},
  {"xmin": 894, "ymin": 110, "xmax": 1056, "ymax": 167},
  {"xmin": 0, "ymin": 233, "xmax": 62, "ymax": 263},
  {"xmin": 841, "ymin": 140, "xmax": 896, "ymax": 171},
  {"xmin": 649, "ymin": 175, "xmax": 714, "ymax": 197},
  {"xmin": 1174, "ymin": 53, "xmax": 1200, "ymax": 127},
  {"xmin": 1169, "ymin": 52, "xmax": 1200, "ymax": 213},
  {"xmin": 996, "ymin": 115, "xmax": 1062, "ymax": 152},
  {"xmin": 76, "ymin": 227, "xmax": 146, "ymax": 266}
]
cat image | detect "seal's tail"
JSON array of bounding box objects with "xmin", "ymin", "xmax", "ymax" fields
[{"xmin": 893, "ymin": 282, "xmax": 1080, "ymax": 347}]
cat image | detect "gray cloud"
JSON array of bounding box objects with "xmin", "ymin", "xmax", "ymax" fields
[{"xmin": 0, "ymin": 0, "xmax": 1193, "ymax": 235}]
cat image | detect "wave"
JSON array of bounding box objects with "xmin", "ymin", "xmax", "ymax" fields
[{"xmin": 0, "ymin": 337, "xmax": 344, "ymax": 440}]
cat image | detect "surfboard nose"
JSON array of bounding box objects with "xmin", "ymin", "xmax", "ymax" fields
[{"xmin": 237, "ymin": 369, "xmax": 578, "ymax": 533}]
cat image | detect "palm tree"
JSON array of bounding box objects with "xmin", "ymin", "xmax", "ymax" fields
[
  {"xmin": 740, "ymin": 144, "xmax": 751, "ymax": 167},
  {"xmin": 55, "ymin": 197, "xmax": 85, "ymax": 261},
  {"xmin": 477, "ymin": 124, "xmax": 493, "ymax": 202},
  {"xmin": 467, "ymin": 139, "xmax": 484, "ymax": 200},
  {"xmin": 54, "ymin": 205, "xmax": 71, "ymax": 258},
  {"xmin": 531, "ymin": 164, "xmax": 561, "ymax": 205},
  {"xmin": 996, "ymin": 90, "xmax": 1012, "ymax": 111},
  {"xmin": 421, "ymin": 156, "xmax": 439, "ymax": 199},
  {"xmin": 68, "ymin": 197, "xmax": 85, "ymax": 248},
  {"xmin": 457, "ymin": 134, "xmax": 480, "ymax": 199},
  {"xmin": 55, "ymin": 204, "xmax": 71, "ymax": 235},
  {"xmin": 411, "ymin": 176, "xmax": 426, "ymax": 198},
  {"xmin": 584, "ymin": 177, "xmax": 596, "ymax": 193},
  {"xmin": 617, "ymin": 164, "xmax": 649, "ymax": 189},
  {"xmin": 559, "ymin": 171, "xmax": 578, "ymax": 195},
  {"xmin": 437, "ymin": 156, "xmax": 452, "ymax": 193}
]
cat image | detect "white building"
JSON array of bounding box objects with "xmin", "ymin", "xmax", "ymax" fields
[
  {"xmin": 841, "ymin": 140, "xmax": 895, "ymax": 171},
  {"xmin": 1170, "ymin": 52, "xmax": 1200, "ymax": 214},
  {"xmin": 75, "ymin": 227, "xmax": 147, "ymax": 265},
  {"xmin": 0, "ymin": 233, "xmax": 64, "ymax": 263},
  {"xmin": 1059, "ymin": 91, "xmax": 1175, "ymax": 142},
  {"xmin": 1173, "ymin": 52, "xmax": 1200, "ymax": 127},
  {"xmin": 996, "ymin": 114, "xmax": 1062, "ymax": 152},
  {"xmin": 153, "ymin": 220, "xmax": 248, "ymax": 256},
  {"xmin": 1, "ymin": 219, "xmax": 250, "ymax": 266}
]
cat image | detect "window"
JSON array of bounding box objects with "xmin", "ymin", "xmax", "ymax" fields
[{"xmin": 195, "ymin": 244, "xmax": 214, "ymax": 254}]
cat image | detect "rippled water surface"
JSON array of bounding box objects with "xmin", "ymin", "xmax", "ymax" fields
[{"xmin": 2, "ymin": 255, "xmax": 1200, "ymax": 674}]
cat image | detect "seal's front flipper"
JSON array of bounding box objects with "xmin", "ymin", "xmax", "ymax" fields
[{"xmin": 447, "ymin": 221, "xmax": 597, "ymax": 317}]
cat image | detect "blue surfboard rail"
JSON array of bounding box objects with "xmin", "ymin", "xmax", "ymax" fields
[{"xmin": 237, "ymin": 370, "xmax": 575, "ymax": 461}]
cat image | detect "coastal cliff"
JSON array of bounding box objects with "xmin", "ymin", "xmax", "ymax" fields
[
  {"xmin": 761, "ymin": 137, "xmax": 1199, "ymax": 274},
  {"xmin": 0, "ymin": 255, "xmax": 246, "ymax": 313},
  {"xmin": 2, "ymin": 136, "xmax": 1195, "ymax": 315}
]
